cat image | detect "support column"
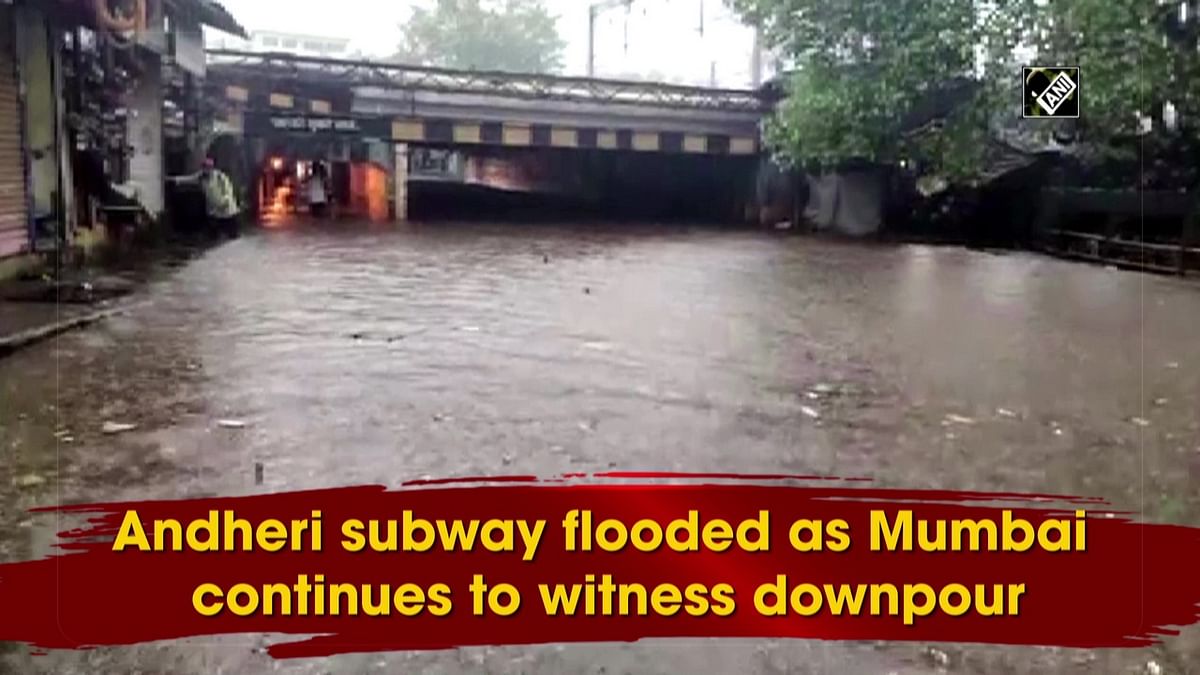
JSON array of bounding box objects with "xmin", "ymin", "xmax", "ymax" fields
[
  {"xmin": 393, "ymin": 143, "xmax": 408, "ymax": 221},
  {"xmin": 127, "ymin": 54, "xmax": 164, "ymax": 217}
]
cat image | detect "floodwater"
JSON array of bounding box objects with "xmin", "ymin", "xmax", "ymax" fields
[{"xmin": 1, "ymin": 220, "xmax": 1198, "ymax": 674}]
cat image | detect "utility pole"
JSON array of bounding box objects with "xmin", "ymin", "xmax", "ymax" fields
[
  {"xmin": 751, "ymin": 22, "xmax": 763, "ymax": 88},
  {"xmin": 587, "ymin": 0, "xmax": 632, "ymax": 78}
]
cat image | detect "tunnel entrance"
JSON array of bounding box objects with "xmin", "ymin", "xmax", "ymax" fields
[
  {"xmin": 406, "ymin": 146, "xmax": 757, "ymax": 225},
  {"xmin": 251, "ymin": 136, "xmax": 392, "ymax": 224}
]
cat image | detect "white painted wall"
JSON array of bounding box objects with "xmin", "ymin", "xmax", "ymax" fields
[{"xmin": 127, "ymin": 57, "xmax": 164, "ymax": 215}]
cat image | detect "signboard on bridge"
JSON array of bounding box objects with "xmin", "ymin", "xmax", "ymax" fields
[{"xmin": 245, "ymin": 113, "xmax": 389, "ymax": 139}]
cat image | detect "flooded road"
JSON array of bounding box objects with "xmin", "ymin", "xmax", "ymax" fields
[{"xmin": 1, "ymin": 220, "xmax": 1198, "ymax": 674}]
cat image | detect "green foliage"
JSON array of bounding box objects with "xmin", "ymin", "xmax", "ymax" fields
[
  {"xmin": 732, "ymin": 0, "xmax": 1199, "ymax": 182},
  {"xmin": 396, "ymin": 0, "xmax": 566, "ymax": 74},
  {"xmin": 1034, "ymin": 0, "xmax": 1199, "ymax": 144}
]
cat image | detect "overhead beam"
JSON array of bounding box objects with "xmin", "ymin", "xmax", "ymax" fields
[{"xmin": 205, "ymin": 49, "xmax": 767, "ymax": 113}]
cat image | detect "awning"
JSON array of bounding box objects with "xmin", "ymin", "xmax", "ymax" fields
[{"xmin": 168, "ymin": 0, "xmax": 248, "ymax": 39}]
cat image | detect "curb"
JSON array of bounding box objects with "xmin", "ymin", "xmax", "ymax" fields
[{"xmin": 0, "ymin": 307, "xmax": 125, "ymax": 359}]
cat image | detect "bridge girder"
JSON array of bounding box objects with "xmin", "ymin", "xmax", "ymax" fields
[{"xmin": 205, "ymin": 50, "xmax": 768, "ymax": 113}]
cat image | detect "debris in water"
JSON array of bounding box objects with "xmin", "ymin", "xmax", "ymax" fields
[
  {"xmin": 433, "ymin": 413, "xmax": 453, "ymax": 422},
  {"xmin": 804, "ymin": 391, "xmax": 820, "ymax": 400},
  {"xmin": 61, "ymin": 436, "xmax": 74, "ymax": 443},
  {"xmin": 102, "ymin": 421, "xmax": 138, "ymax": 434},
  {"xmin": 459, "ymin": 326, "xmax": 480, "ymax": 332},
  {"xmin": 502, "ymin": 454, "xmax": 512, "ymax": 465},
  {"xmin": 1146, "ymin": 660, "xmax": 1163, "ymax": 675},
  {"xmin": 542, "ymin": 255, "xmax": 549, "ymax": 264},
  {"xmin": 14, "ymin": 474, "xmax": 45, "ymax": 488},
  {"xmin": 217, "ymin": 419, "xmax": 248, "ymax": 429},
  {"xmin": 925, "ymin": 647, "xmax": 950, "ymax": 668},
  {"xmin": 578, "ymin": 420, "xmax": 595, "ymax": 432},
  {"xmin": 254, "ymin": 462, "xmax": 264, "ymax": 486},
  {"xmin": 944, "ymin": 414, "xmax": 975, "ymax": 425},
  {"xmin": 1166, "ymin": 361, "xmax": 1180, "ymax": 369},
  {"xmin": 1153, "ymin": 397, "xmax": 1169, "ymax": 407},
  {"xmin": 1131, "ymin": 417, "xmax": 1151, "ymax": 427},
  {"xmin": 996, "ymin": 408, "xmax": 1018, "ymax": 418},
  {"xmin": 1053, "ymin": 427, "xmax": 1064, "ymax": 436},
  {"xmin": 53, "ymin": 429, "xmax": 71, "ymax": 438},
  {"xmin": 583, "ymin": 287, "xmax": 591, "ymax": 295},
  {"xmin": 351, "ymin": 332, "xmax": 364, "ymax": 340},
  {"xmin": 800, "ymin": 406, "xmax": 820, "ymax": 419}
]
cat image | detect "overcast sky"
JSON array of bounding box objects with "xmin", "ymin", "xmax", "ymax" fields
[{"xmin": 215, "ymin": 0, "xmax": 764, "ymax": 87}]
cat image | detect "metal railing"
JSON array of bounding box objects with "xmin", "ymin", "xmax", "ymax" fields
[{"xmin": 205, "ymin": 49, "xmax": 767, "ymax": 112}]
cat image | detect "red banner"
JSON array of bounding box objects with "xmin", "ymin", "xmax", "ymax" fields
[{"xmin": 1, "ymin": 473, "xmax": 1198, "ymax": 658}]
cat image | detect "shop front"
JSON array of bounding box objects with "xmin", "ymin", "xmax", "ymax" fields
[{"xmin": 0, "ymin": 5, "xmax": 28, "ymax": 264}]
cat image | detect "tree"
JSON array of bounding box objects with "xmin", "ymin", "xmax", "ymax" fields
[
  {"xmin": 395, "ymin": 0, "xmax": 566, "ymax": 74},
  {"xmin": 730, "ymin": 0, "xmax": 1026, "ymax": 179},
  {"xmin": 729, "ymin": 0, "xmax": 1200, "ymax": 184},
  {"xmin": 1032, "ymin": 0, "xmax": 1199, "ymax": 185}
]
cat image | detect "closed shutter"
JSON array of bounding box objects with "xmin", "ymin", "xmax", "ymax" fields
[{"xmin": 0, "ymin": 7, "xmax": 27, "ymax": 258}]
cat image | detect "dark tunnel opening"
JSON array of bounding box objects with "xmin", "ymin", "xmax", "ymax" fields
[{"xmin": 406, "ymin": 146, "xmax": 758, "ymax": 225}]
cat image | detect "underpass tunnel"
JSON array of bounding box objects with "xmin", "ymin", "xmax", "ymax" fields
[
  {"xmin": 250, "ymin": 136, "xmax": 393, "ymax": 225},
  {"xmin": 405, "ymin": 144, "xmax": 759, "ymax": 225}
]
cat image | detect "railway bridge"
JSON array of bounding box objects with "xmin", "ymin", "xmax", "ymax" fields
[{"xmin": 203, "ymin": 50, "xmax": 775, "ymax": 222}]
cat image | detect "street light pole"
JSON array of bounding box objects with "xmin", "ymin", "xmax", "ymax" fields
[
  {"xmin": 588, "ymin": 5, "xmax": 597, "ymax": 78},
  {"xmin": 751, "ymin": 23, "xmax": 762, "ymax": 88},
  {"xmin": 587, "ymin": 0, "xmax": 632, "ymax": 78}
]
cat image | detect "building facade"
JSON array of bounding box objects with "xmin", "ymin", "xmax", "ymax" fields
[
  {"xmin": 208, "ymin": 29, "xmax": 352, "ymax": 59},
  {"xmin": 0, "ymin": 0, "xmax": 246, "ymax": 279}
]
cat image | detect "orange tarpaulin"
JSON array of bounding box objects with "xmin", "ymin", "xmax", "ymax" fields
[{"xmin": 350, "ymin": 162, "xmax": 389, "ymax": 222}]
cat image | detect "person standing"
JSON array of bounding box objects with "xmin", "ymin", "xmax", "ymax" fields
[
  {"xmin": 308, "ymin": 162, "xmax": 329, "ymax": 218},
  {"xmin": 200, "ymin": 158, "xmax": 241, "ymax": 238},
  {"xmin": 171, "ymin": 158, "xmax": 240, "ymax": 238}
]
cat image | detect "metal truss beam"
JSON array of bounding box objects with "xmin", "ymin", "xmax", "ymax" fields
[{"xmin": 205, "ymin": 50, "xmax": 767, "ymax": 113}]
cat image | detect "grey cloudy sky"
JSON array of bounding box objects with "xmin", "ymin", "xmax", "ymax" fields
[{"xmin": 215, "ymin": 0, "xmax": 763, "ymax": 87}]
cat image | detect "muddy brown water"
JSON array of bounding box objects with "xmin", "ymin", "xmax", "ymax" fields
[{"xmin": 1, "ymin": 220, "xmax": 1197, "ymax": 673}]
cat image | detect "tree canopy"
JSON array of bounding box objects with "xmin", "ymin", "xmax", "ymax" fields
[
  {"xmin": 730, "ymin": 0, "xmax": 1200, "ymax": 183},
  {"xmin": 395, "ymin": 0, "xmax": 566, "ymax": 74}
]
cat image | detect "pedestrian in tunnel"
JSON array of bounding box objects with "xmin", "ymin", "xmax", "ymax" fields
[{"xmin": 308, "ymin": 162, "xmax": 330, "ymax": 219}]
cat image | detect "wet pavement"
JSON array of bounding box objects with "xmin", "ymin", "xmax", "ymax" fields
[{"xmin": 1, "ymin": 220, "xmax": 1198, "ymax": 674}]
